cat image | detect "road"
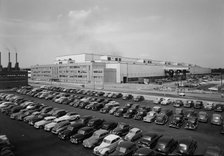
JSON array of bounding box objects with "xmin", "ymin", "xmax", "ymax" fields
[{"xmin": 0, "ymin": 90, "xmax": 224, "ymax": 156}]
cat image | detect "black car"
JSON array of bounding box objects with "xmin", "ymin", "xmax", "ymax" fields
[
  {"xmin": 111, "ymin": 122, "xmax": 130, "ymax": 136},
  {"xmin": 214, "ymin": 104, "xmax": 224, "ymax": 112},
  {"xmin": 122, "ymin": 94, "xmax": 133, "ymax": 100},
  {"xmin": 133, "ymin": 96, "xmax": 144, "ymax": 102},
  {"xmin": 155, "ymin": 114, "xmax": 168, "ymax": 125},
  {"xmin": 184, "ymin": 117, "xmax": 198, "ymax": 130},
  {"xmin": 76, "ymin": 115, "xmax": 94, "ymax": 125},
  {"xmin": 155, "ymin": 136, "xmax": 178, "ymax": 155},
  {"xmin": 184, "ymin": 100, "xmax": 194, "ymax": 108},
  {"xmin": 92, "ymin": 102, "xmax": 105, "ymax": 111},
  {"xmin": 100, "ymin": 105, "xmax": 115, "ymax": 113},
  {"xmin": 73, "ymin": 101, "xmax": 83, "ymax": 108},
  {"xmin": 114, "ymin": 107, "xmax": 128, "ymax": 117},
  {"xmin": 79, "ymin": 102, "xmax": 90, "ymax": 109},
  {"xmin": 194, "ymin": 101, "xmax": 203, "ymax": 109},
  {"xmin": 133, "ymin": 108, "xmax": 148, "ymax": 120},
  {"xmin": 133, "ymin": 148, "xmax": 155, "ymax": 156},
  {"xmin": 174, "ymin": 138, "xmax": 197, "ymax": 155},
  {"xmin": 110, "ymin": 141, "xmax": 137, "ymax": 156},
  {"xmin": 173, "ymin": 100, "xmax": 183, "ymax": 108},
  {"xmin": 137, "ymin": 133, "xmax": 161, "ymax": 149},
  {"xmin": 169, "ymin": 115, "xmax": 184, "ymax": 129},
  {"xmin": 101, "ymin": 121, "xmax": 117, "ymax": 131},
  {"xmin": 87, "ymin": 118, "xmax": 104, "ymax": 130},
  {"xmin": 58, "ymin": 123, "xmax": 85, "ymax": 140},
  {"xmin": 70, "ymin": 127, "xmax": 95, "ymax": 144},
  {"xmin": 123, "ymin": 108, "xmax": 137, "ymax": 119}
]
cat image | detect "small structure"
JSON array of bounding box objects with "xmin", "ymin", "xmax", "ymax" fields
[{"xmin": 0, "ymin": 52, "xmax": 28, "ymax": 89}]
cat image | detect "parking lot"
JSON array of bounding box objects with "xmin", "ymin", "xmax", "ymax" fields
[{"xmin": 0, "ymin": 88, "xmax": 224, "ymax": 156}]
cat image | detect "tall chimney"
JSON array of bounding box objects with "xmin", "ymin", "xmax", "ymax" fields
[
  {"xmin": 0, "ymin": 51, "xmax": 2, "ymax": 71},
  {"xmin": 14, "ymin": 52, "xmax": 19, "ymax": 70},
  {"xmin": 7, "ymin": 52, "xmax": 12, "ymax": 71}
]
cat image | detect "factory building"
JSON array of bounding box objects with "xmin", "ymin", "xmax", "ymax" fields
[
  {"xmin": 0, "ymin": 52, "xmax": 28, "ymax": 89},
  {"xmin": 31, "ymin": 53, "xmax": 211, "ymax": 84}
]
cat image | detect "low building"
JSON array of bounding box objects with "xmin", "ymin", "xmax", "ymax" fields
[{"xmin": 31, "ymin": 53, "xmax": 211, "ymax": 84}]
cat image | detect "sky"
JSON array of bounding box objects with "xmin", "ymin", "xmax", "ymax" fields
[{"xmin": 0, "ymin": 0, "xmax": 223, "ymax": 68}]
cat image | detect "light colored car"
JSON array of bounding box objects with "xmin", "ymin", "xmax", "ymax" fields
[
  {"xmin": 83, "ymin": 129, "xmax": 109, "ymax": 148},
  {"xmin": 211, "ymin": 114, "xmax": 223, "ymax": 125},
  {"xmin": 0, "ymin": 102, "xmax": 14, "ymax": 108},
  {"xmin": 152, "ymin": 106, "xmax": 161, "ymax": 113},
  {"xmin": 93, "ymin": 134, "xmax": 123, "ymax": 156},
  {"xmin": 203, "ymin": 102, "xmax": 214, "ymax": 111},
  {"xmin": 109, "ymin": 106, "xmax": 119, "ymax": 115},
  {"xmin": 124, "ymin": 127, "xmax": 142, "ymax": 142},
  {"xmin": 143, "ymin": 111, "xmax": 157, "ymax": 123},
  {"xmin": 153, "ymin": 97, "xmax": 163, "ymax": 104},
  {"xmin": 161, "ymin": 98, "xmax": 172, "ymax": 105},
  {"xmin": 54, "ymin": 112, "xmax": 80, "ymax": 122},
  {"xmin": 34, "ymin": 116, "xmax": 56, "ymax": 129}
]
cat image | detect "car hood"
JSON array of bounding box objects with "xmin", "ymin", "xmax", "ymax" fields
[
  {"xmin": 71, "ymin": 134, "xmax": 84, "ymax": 140},
  {"xmin": 45, "ymin": 122, "xmax": 57, "ymax": 128}
]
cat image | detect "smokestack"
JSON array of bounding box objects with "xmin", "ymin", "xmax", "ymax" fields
[
  {"xmin": 0, "ymin": 52, "xmax": 2, "ymax": 71},
  {"xmin": 7, "ymin": 52, "xmax": 12, "ymax": 71},
  {"xmin": 14, "ymin": 52, "xmax": 20, "ymax": 70}
]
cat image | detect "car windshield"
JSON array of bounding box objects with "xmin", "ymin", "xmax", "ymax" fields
[
  {"xmin": 67, "ymin": 126, "xmax": 74, "ymax": 131},
  {"xmin": 93, "ymin": 132, "xmax": 100, "ymax": 137},
  {"xmin": 103, "ymin": 139, "xmax": 111, "ymax": 144},
  {"xmin": 119, "ymin": 147, "xmax": 127, "ymax": 153},
  {"xmin": 179, "ymin": 144, "xmax": 187, "ymax": 151},
  {"xmin": 78, "ymin": 130, "xmax": 85, "ymax": 135},
  {"xmin": 143, "ymin": 136, "xmax": 152, "ymax": 141}
]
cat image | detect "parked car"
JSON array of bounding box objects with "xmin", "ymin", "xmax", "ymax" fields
[
  {"xmin": 111, "ymin": 122, "xmax": 130, "ymax": 136},
  {"xmin": 109, "ymin": 106, "xmax": 120, "ymax": 115},
  {"xmin": 153, "ymin": 97, "xmax": 163, "ymax": 104},
  {"xmin": 169, "ymin": 114, "xmax": 184, "ymax": 129},
  {"xmin": 137, "ymin": 133, "xmax": 161, "ymax": 149},
  {"xmin": 155, "ymin": 136, "xmax": 177, "ymax": 155},
  {"xmin": 194, "ymin": 101, "xmax": 203, "ymax": 109},
  {"xmin": 124, "ymin": 127, "xmax": 142, "ymax": 142},
  {"xmin": 58, "ymin": 122, "xmax": 85, "ymax": 140},
  {"xmin": 101, "ymin": 121, "xmax": 117, "ymax": 132},
  {"xmin": 93, "ymin": 134, "xmax": 123, "ymax": 156},
  {"xmin": 173, "ymin": 100, "xmax": 183, "ymax": 108},
  {"xmin": 123, "ymin": 108, "xmax": 137, "ymax": 119},
  {"xmin": 51, "ymin": 120, "xmax": 71, "ymax": 134},
  {"xmin": 34, "ymin": 116, "xmax": 57, "ymax": 129},
  {"xmin": 110, "ymin": 141, "xmax": 138, "ymax": 156},
  {"xmin": 82, "ymin": 129, "xmax": 109, "ymax": 148},
  {"xmin": 184, "ymin": 117, "xmax": 198, "ymax": 130},
  {"xmin": 76, "ymin": 115, "xmax": 94, "ymax": 125},
  {"xmin": 174, "ymin": 138, "xmax": 197, "ymax": 155},
  {"xmin": 133, "ymin": 147, "xmax": 155, "ymax": 156},
  {"xmin": 92, "ymin": 102, "xmax": 105, "ymax": 111},
  {"xmin": 87, "ymin": 118, "xmax": 104, "ymax": 130},
  {"xmin": 204, "ymin": 146, "xmax": 224, "ymax": 156},
  {"xmin": 122, "ymin": 94, "xmax": 133, "ymax": 100},
  {"xmin": 198, "ymin": 111, "xmax": 209, "ymax": 123},
  {"xmin": 214, "ymin": 104, "xmax": 224, "ymax": 112},
  {"xmin": 100, "ymin": 104, "xmax": 119, "ymax": 114},
  {"xmin": 70, "ymin": 126, "xmax": 95, "ymax": 144},
  {"xmin": 155, "ymin": 113, "xmax": 168, "ymax": 125},
  {"xmin": 203, "ymin": 102, "xmax": 214, "ymax": 111},
  {"xmin": 211, "ymin": 114, "xmax": 223, "ymax": 125},
  {"xmin": 161, "ymin": 98, "xmax": 172, "ymax": 105},
  {"xmin": 184, "ymin": 100, "xmax": 194, "ymax": 108},
  {"xmin": 133, "ymin": 96, "xmax": 144, "ymax": 102},
  {"xmin": 133, "ymin": 109, "xmax": 147, "ymax": 120},
  {"xmin": 143, "ymin": 111, "xmax": 157, "ymax": 123},
  {"xmin": 152, "ymin": 106, "xmax": 161, "ymax": 113}
]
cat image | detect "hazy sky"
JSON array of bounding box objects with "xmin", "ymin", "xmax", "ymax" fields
[{"xmin": 0, "ymin": 0, "xmax": 223, "ymax": 68}]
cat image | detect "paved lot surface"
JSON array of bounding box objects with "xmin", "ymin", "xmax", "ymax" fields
[{"xmin": 0, "ymin": 90, "xmax": 224, "ymax": 156}]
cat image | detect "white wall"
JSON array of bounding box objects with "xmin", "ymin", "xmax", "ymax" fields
[{"xmin": 189, "ymin": 66, "xmax": 211, "ymax": 74}]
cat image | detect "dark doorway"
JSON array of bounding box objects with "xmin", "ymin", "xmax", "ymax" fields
[{"xmin": 123, "ymin": 77, "xmax": 127, "ymax": 83}]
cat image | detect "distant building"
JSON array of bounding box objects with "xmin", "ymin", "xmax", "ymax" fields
[
  {"xmin": 0, "ymin": 52, "xmax": 28, "ymax": 89},
  {"xmin": 31, "ymin": 53, "xmax": 211, "ymax": 84}
]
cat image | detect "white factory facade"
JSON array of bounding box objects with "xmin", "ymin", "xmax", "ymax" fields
[{"xmin": 31, "ymin": 53, "xmax": 211, "ymax": 84}]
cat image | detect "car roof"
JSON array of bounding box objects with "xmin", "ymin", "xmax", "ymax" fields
[
  {"xmin": 104, "ymin": 134, "xmax": 120, "ymax": 140},
  {"xmin": 118, "ymin": 141, "xmax": 135, "ymax": 147},
  {"xmin": 94, "ymin": 129, "xmax": 108, "ymax": 135}
]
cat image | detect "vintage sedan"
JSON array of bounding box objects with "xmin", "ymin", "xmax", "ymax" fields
[
  {"xmin": 203, "ymin": 102, "xmax": 214, "ymax": 111},
  {"xmin": 123, "ymin": 108, "xmax": 137, "ymax": 119},
  {"xmin": 184, "ymin": 100, "xmax": 194, "ymax": 108},
  {"xmin": 169, "ymin": 114, "xmax": 184, "ymax": 129},
  {"xmin": 111, "ymin": 122, "xmax": 130, "ymax": 136},
  {"xmin": 82, "ymin": 129, "xmax": 109, "ymax": 148},
  {"xmin": 70, "ymin": 127, "xmax": 95, "ymax": 144},
  {"xmin": 34, "ymin": 116, "xmax": 56, "ymax": 129},
  {"xmin": 155, "ymin": 113, "xmax": 168, "ymax": 125},
  {"xmin": 184, "ymin": 117, "xmax": 198, "ymax": 130},
  {"xmin": 174, "ymin": 138, "xmax": 197, "ymax": 155},
  {"xmin": 143, "ymin": 111, "xmax": 157, "ymax": 123},
  {"xmin": 124, "ymin": 128, "xmax": 142, "ymax": 142},
  {"xmin": 211, "ymin": 114, "xmax": 223, "ymax": 125},
  {"xmin": 155, "ymin": 136, "xmax": 178, "ymax": 155},
  {"xmin": 87, "ymin": 118, "xmax": 104, "ymax": 130},
  {"xmin": 133, "ymin": 95, "xmax": 144, "ymax": 102},
  {"xmin": 198, "ymin": 111, "xmax": 209, "ymax": 123},
  {"xmin": 214, "ymin": 104, "xmax": 224, "ymax": 112},
  {"xmin": 101, "ymin": 121, "xmax": 117, "ymax": 132},
  {"xmin": 173, "ymin": 100, "xmax": 183, "ymax": 108},
  {"xmin": 58, "ymin": 122, "xmax": 85, "ymax": 140},
  {"xmin": 93, "ymin": 134, "xmax": 123, "ymax": 156},
  {"xmin": 137, "ymin": 133, "xmax": 161, "ymax": 149},
  {"xmin": 110, "ymin": 141, "xmax": 137, "ymax": 156},
  {"xmin": 51, "ymin": 120, "xmax": 71, "ymax": 134}
]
